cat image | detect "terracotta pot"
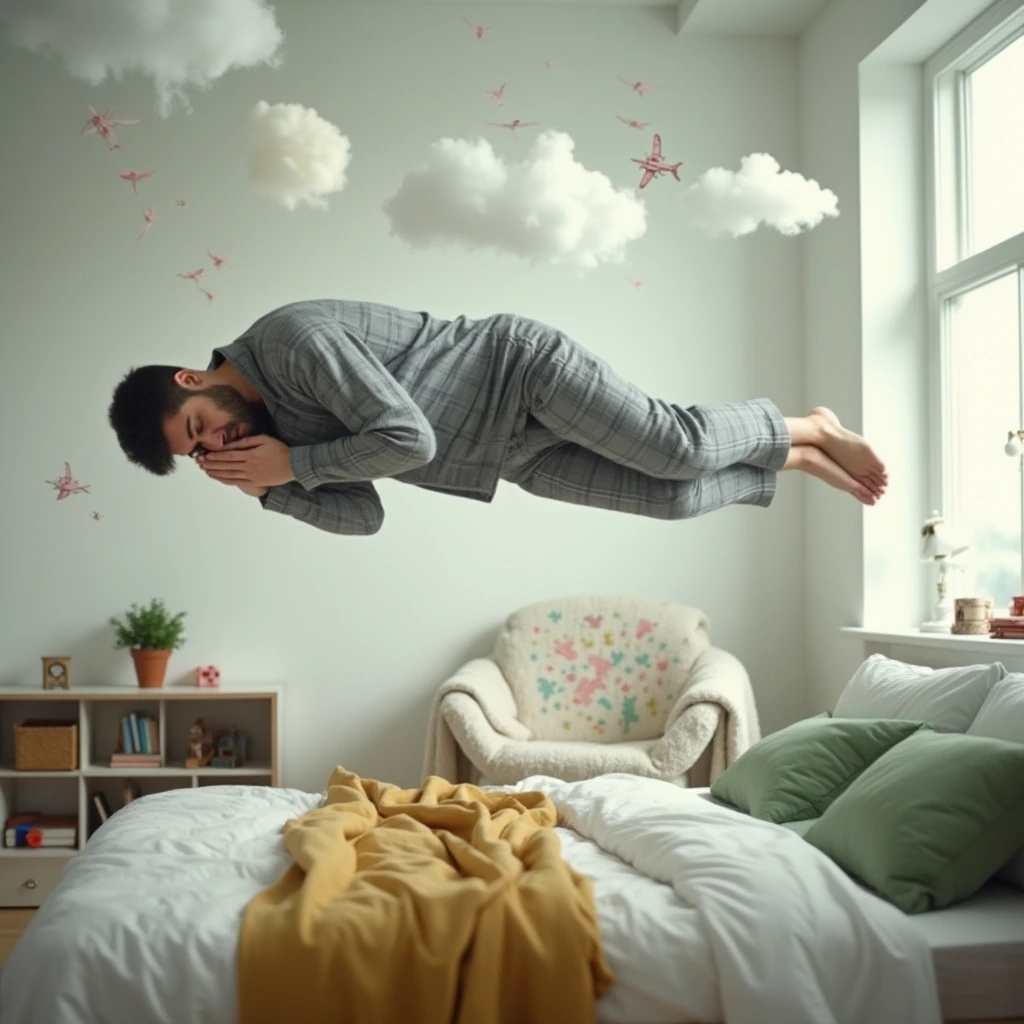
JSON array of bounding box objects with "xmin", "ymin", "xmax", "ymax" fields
[{"xmin": 131, "ymin": 649, "xmax": 171, "ymax": 688}]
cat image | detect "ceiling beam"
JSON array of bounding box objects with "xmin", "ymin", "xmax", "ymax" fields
[{"xmin": 675, "ymin": 0, "xmax": 702, "ymax": 34}]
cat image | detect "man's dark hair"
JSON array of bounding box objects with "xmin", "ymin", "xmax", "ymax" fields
[{"xmin": 108, "ymin": 365, "xmax": 189, "ymax": 476}]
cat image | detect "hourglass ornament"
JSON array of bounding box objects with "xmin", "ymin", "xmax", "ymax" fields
[{"xmin": 42, "ymin": 656, "xmax": 71, "ymax": 690}]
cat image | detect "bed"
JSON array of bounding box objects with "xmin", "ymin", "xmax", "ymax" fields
[{"xmin": 3, "ymin": 773, "xmax": 1020, "ymax": 1024}]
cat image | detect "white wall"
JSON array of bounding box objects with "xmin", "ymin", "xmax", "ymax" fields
[
  {"xmin": 799, "ymin": 0, "xmax": 1020, "ymax": 708},
  {"xmin": 0, "ymin": 2, "xmax": 807, "ymax": 792}
]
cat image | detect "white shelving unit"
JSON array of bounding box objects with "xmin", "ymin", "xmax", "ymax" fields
[{"xmin": 0, "ymin": 685, "xmax": 280, "ymax": 908}]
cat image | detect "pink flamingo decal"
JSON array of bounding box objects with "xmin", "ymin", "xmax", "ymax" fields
[
  {"xmin": 207, "ymin": 249, "xmax": 229, "ymax": 269},
  {"xmin": 137, "ymin": 206, "xmax": 156, "ymax": 240},
  {"xmin": 465, "ymin": 18, "xmax": 488, "ymax": 40},
  {"xmin": 177, "ymin": 268, "xmax": 205, "ymax": 283},
  {"xmin": 80, "ymin": 106, "xmax": 138, "ymax": 150},
  {"xmin": 617, "ymin": 77, "xmax": 658, "ymax": 97},
  {"xmin": 46, "ymin": 462, "xmax": 90, "ymax": 500},
  {"xmin": 118, "ymin": 170, "xmax": 155, "ymax": 194},
  {"xmin": 486, "ymin": 83, "xmax": 506, "ymax": 105},
  {"xmin": 488, "ymin": 119, "xmax": 538, "ymax": 136},
  {"xmin": 632, "ymin": 134, "xmax": 683, "ymax": 188}
]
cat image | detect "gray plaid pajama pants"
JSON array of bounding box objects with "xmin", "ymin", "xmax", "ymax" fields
[{"xmin": 501, "ymin": 330, "xmax": 791, "ymax": 520}]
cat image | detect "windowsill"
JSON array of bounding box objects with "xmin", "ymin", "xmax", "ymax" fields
[{"xmin": 842, "ymin": 626, "xmax": 1024, "ymax": 657}]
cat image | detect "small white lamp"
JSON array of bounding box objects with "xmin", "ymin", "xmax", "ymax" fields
[{"xmin": 920, "ymin": 511, "xmax": 970, "ymax": 633}]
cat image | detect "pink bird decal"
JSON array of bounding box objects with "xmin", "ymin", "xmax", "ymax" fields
[
  {"xmin": 207, "ymin": 248, "xmax": 229, "ymax": 269},
  {"xmin": 627, "ymin": 276, "xmax": 644, "ymax": 289},
  {"xmin": 199, "ymin": 286, "xmax": 219, "ymax": 302},
  {"xmin": 175, "ymin": 199, "xmax": 187, "ymax": 207},
  {"xmin": 46, "ymin": 462, "xmax": 90, "ymax": 500},
  {"xmin": 118, "ymin": 169, "xmax": 155, "ymax": 194},
  {"xmin": 618, "ymin": 77, "xmax": 658, "ymax": 96},
  {"xmin": 572, "ymin": 677, "xmax": 607, "ymax": 707},
  {"xmin": 636, "ymin": 618, "xmax": 658, "ymax": 640},
  {"xmin": 80, "ymin": 106, "xmax": 138, "ymax": 151},
  {"xmin": 616, "ymin": 115, "xmax": 650, "ymax": 130},
  {"xmin": 465, "ymin": 18, "xmax": 488, "ymax": 40},
  {"xmin": 177, "ymin": 268, "xmax": 205, "ymax": 282},
  {"xmin": 632, "ymin": 134, "xmax": 683, "ymax": 188},
  {"xmin": 488, "ymin": 119, "xmax": 538, "ymax": 136},
  {"xmin": 553, "ymin": 639, "xmax": 578, "ymax": 661},
  {"xmin": 584, "ymin": 614, "xmax": 604, "ymax": 628},
  {"xmin": 544, "ymin": 59, "xmax": 556, "ymax": 70},
  {"xmin": 137, "ymin": 206, "xmax": 156, "ymax": 240},
  {"xmin": 92, "ymin": 511, "xmax": 102, "ymax": 521},
  {"xmin": 486, "ymin": 83, "xmax": 506, "ymax": 105}
]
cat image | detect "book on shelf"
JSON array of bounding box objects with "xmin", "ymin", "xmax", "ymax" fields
[
  {"xmin": 91, "ymin": 792, "xmax": 111, "ymax": 824},
  {"xmin": 4, "ymin": 812, "xmax": 78, "ymax": 849},
  {"xmin": 113, "ymin": 711, "xmax": 161, "ymax": 765}
]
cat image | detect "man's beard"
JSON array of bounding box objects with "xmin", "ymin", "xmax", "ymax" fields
[{"xmin": 201, "ymin": 385, "xmax": 277, "ymax": 442}]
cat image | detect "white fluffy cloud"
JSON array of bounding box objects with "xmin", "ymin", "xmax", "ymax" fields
[
  {"xmin": 0, "ymin": 0, "xmax": 283, "ymax": 116},
  {"xmin": 383, "ymin": 130, "xmax": 647, "ymax": 268},
  {"xmin": 247, "ymin": 100, "xmax": 352, "ymax": 211},
  {"xmin": 678, "ymin": 153, "xmax": 839, "ymax": 238}
]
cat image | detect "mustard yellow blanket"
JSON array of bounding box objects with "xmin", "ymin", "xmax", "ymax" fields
[{"xmin": 238, "ymin": 768, "xmax": 615, "ymax": 1024}]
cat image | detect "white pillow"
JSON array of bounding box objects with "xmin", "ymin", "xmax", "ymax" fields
[
  {"xmin": 833, "ymin": 654, "xmax": 1005, "ymax": 732},
  {"xmin": 967, "ymin": 674, "xmax": 1024, "ymax": 743},
  {"xmin": 968, "ymin": 674, "xmax": 1024, "ymax": 889}
]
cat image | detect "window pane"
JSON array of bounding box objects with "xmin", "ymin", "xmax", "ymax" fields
[
  {"xmin": 948, "ymin": 271, "xmax": 1022, "ymax": 612},
  {"xmin": 967, "ymin": 33, "xmax": 1024, "ymax": 255}
]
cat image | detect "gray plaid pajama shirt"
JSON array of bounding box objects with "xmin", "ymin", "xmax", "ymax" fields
[{"xmin": 209, "ymin": 300, "xmax": 791, "ymax": 535}]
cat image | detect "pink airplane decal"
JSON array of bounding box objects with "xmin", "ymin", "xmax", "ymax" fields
[
  {"xmin": 137, "ymin": 206, "xmax": 156, "ymax": 240},
  {"xmin": 488, "ymin": 119, "xmax": 538, "ymax": 135},
  {"xmin": 632, "ymin": 134, "xmax": 682, "ymax": 188},
  {"xmin": 617, "ymin": 77, "xmax": 657, "ymax": 97},
  {"xmin": 616, "ymin": 115, "xmax": 650, "ymax": 130},
  {"xmin": 80, "ymin": 106, "xmax": 138, "ymax": 150},
  {"xmin": 46, "ymin": 462, "xmax": 90, "ymax": 500},
  {"xmin": 464, "ymin": 18, "xmax": 488, "ymax": 40},
  {"xmin": 207, "ymin": 248, "xmax": 229, "ymax": 269},
  {"xmin": 118, "ymin": 169, "xmax": 155, "ymax": 194},
  {"xmin": 177, "ymin": 268, "xmax": 205, "ymax": 282},
  {"xmin": 486, "ymin": 83, "xmax": 506, "ymax": 105}
]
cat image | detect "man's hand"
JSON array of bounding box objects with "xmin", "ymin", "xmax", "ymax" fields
[{"xmin": 196, "ymin": 435, "xmax": 295, "ymax": 489}]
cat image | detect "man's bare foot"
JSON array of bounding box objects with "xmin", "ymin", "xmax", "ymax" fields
[
  {"xmin": 785, "ymin": 445, "xmax": 878, "ymax": 506},
  {"xmin": 807, "ymin": 406, "xmax": 887, "ymax": 495}
]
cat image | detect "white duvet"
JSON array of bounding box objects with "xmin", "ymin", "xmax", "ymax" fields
[{"xmin": 0, "ymin": 774, "xmax": 941, "ymax": 1024}]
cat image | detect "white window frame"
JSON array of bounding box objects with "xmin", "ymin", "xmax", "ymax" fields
[{"xmin": 924, "ymin": 0, "xmax": 1024, "ymax": 592}]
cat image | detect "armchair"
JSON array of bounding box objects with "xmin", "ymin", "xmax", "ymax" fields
[{"xmin": 424, "ymin": 595, "xmax": 760, "ymax": 787}]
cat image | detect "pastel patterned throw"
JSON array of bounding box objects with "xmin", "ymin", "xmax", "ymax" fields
[{"xmin": 493, "ymin": 597, "xmax": 710, "ymax": 743}]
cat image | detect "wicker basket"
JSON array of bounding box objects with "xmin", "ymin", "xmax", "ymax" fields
[{"xmin": 14, "ymin": 719, "xmax": 79, "ymax": 771}]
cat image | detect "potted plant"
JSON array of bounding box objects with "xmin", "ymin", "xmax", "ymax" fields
[{"xmin": 109, "ymin": 599, "xmax": 186, "ymax": 688}]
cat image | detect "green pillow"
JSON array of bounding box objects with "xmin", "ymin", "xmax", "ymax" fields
[
  {"xmin": 803, "ymin": 730, "xmax": 1024, "ymax": 913},
  {"xmin": 709, "ymin": 714, "xmax": 926, "ymax": 823}
]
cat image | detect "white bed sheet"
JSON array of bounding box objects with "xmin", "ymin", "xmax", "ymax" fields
[
  {"xmin": 908, "ymin": 881, "xmax": 1024, "ymax": 1021},
  {"xmin": 0, "ymin": 776, "xmax": 942, "ymax": 1024}
]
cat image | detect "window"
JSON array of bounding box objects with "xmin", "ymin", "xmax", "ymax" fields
[{"xmin": 926, "ymin": 0, "xmax": 1024, "ymax": 613}]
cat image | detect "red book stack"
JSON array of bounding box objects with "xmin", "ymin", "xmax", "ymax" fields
[{"xmin": 989, "ymin": 617, "xmax": 1024, "ymax": 639}]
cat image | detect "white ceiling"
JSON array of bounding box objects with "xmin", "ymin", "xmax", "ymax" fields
[
  {"xmin": 352, "ymin": 0, "xmax": 831, "ymax": 37},
  {"xmin": 681, "ymin": 0, "xmax": 830, "ymax": 35}
]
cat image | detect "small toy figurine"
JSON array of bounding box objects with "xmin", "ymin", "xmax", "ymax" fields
[
  {"xmin": 185, "ymin": 718, "xmax": 213, "ymax": 768},
  {"xmin": 210, "ymin": 728, "xmax": 248, "ymax": 769},
  {"xmin": 195, "ymin": 665, "xmax": 220, "ymax": 688}
]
